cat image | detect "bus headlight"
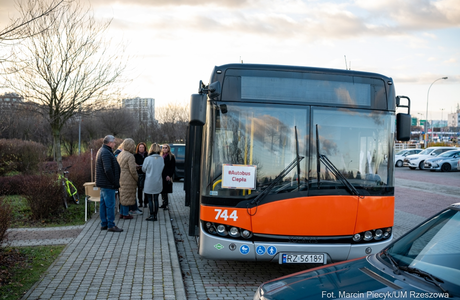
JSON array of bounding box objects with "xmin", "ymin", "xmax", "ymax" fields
[
  {"xmin": 383, "ymin": 228, "xmax": 391, "ymax": 238},
  {"xmin": 363, "ymin": 231, "xmax": 373, "ymax": 241},
  {"xmin": 206, "ymin": 222, "xmax": 216, "ymax": 234},
  {"xmin": 352, "ymin": 233, "xmax": 362, "ymax": 242},
  {"xmin": 202, "ymin": 221, "xmax": 252, "ymax": 240},
  {"xmin": 353, "ymin": 227, "xmax": 392, "ymax": 243},
  {"xmin": 217, "ymin": 224, "xmax": 227, "ymax": 236},
  {"xmin": 229, "ymin": 227, "xmax": 240, "ymax": 238},
  {"xmin": 242, "ymin": 230, "xmax": 253, "ymax": 239}
]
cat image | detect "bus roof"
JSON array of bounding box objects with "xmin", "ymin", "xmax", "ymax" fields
[{"xmin": 211, "ymin": 63, "xmax": 393, "ymax": 82}]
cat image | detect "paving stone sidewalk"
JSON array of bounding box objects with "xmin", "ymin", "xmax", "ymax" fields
[
  {"xmin": 4, "ymin": 226, "xmax": 85, "ymax": 247},
  {"xmin": 13, "ymin": 207, "xmax": 186, "ymax": 300}
]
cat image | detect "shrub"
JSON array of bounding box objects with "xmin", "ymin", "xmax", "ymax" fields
[
  {"xmin": 0, "ymin": 175, "xmax": 24, "ymax": 196},
  {"xmin": 0, "ymin": 197, "xmax": 12, "ymax": 246},
  {"xmin": 0, "ymin": 139, "xmax": 47, "ymax": 176},
  {"xmin": 21, "ymin": 174, "xmax": 63, "ymax": 220}
]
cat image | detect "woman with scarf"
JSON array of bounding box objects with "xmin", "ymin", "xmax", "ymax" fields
[{"xmin": 160, "ymin": 144, "xmax": 175, "ymax": 210}]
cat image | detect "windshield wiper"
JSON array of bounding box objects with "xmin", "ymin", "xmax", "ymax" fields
[
  {"xmin": 398, "ymin": 266, "xmax": 449, "ymax": 296},
  {"xmin": 315, "ymin": 124, "xmax": 360, "ymax": 196},
  {"xmin": 383, "ymin": 251, "xmax": 401, "ymax": 274},
  {"xmin": 383, "ymin": 252, "xmax": 449, "ymax": 296},
  {"xmin": 294, "ymin": 126, "xmax": 302, "ymax": 192},
  {"xmin": 250, "ymin": 155, "xmax": 304, "ymax": 206}
]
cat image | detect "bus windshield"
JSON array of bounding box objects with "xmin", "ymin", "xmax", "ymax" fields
[{"xmin": 203, "ymin": 102, "xmax": 393, "ymax": 199}]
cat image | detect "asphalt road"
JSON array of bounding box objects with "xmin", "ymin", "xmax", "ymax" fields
[{"xmin": 170, "ymin": 168, "xmax": 460, "ymax": 300}]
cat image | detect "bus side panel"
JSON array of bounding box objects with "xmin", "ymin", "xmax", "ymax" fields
[
  {"xmin": 354, "ymin": 196, "xmax": 394, "ymax": 233},
  {"xmin": 200, "ymin": 206, "xmax": 252, "ymax": 230},
  {"xmin": 251, "ymin": 196, "xmax": 359, "ymax": 236}
]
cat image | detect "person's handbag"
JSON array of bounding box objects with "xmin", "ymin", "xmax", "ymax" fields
[{"xmin": 138, "ymin": 174, "xmax": 145, "ymax": 189}]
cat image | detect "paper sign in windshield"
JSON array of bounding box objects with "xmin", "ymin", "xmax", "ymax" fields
[{"xmin": 222, "ymin": 164, "xmax": 256, "ymax": 190}]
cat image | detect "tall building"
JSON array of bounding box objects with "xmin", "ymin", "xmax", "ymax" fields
[
  {"xmin": 122, "ymin": 97, "xmax": 155, "ymax": 123},
  {"xmin": 447, "ymin": 106, "xmax": 460, "ymax": 127},
  {"xmin": 0, "ymin": 93, "xmax": 23, "ymax": 107}
]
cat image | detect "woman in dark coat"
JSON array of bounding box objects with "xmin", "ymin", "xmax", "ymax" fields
[
  {"xmin": 160, "ymin": 144, "xmax": 175, "ymax": 210},
  {"xmin": 134, "ymin": 142, "xmax": 148, "ymax": 208}
]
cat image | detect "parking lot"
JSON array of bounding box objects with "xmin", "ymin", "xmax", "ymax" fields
[{"xmin": 169, "ymin": 168, "xmax": 460, "ymax": 300}]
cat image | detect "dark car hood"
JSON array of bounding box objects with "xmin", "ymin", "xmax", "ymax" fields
[{"xmin": 258, "ymin": 256, "xmax": 454, "ymax": 300}]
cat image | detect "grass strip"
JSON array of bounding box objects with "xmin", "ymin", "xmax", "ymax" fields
[{"xmin": 0, "ymin": 245, "xmax": 65, "ymax": 300}]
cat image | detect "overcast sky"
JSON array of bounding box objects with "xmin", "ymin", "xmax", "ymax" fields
[{"xmin": 1, "ymin": 0, "xmax": 459, "ymax": 121}]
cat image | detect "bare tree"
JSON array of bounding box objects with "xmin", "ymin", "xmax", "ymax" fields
[
  {"xmin": 98, "ymin": 108, "xmax": 135, "ymax": 138},
  {"xmin": 0, "ymin": 0, "xmax": 64, "ymax": 68},
  {"xmin": 156, "ymin": 103, "xmax": 189, "ymax": 143},
  {"xmin": 5, "ymin": 0, "xmax": 127, "ymax": 170}
]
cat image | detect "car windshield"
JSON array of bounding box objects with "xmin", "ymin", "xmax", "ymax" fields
[
  {"xmin": 384, "ymin": 208, "xmax": 460, "ymax": 286},
  {"xmin": 396, "ymin": 150, "xmax": 408, "ymax": 155},
  {"xmin": 437, "ymin": 151, "xmax": 459, "ymax": 158},
  {"xmin": 418, "ymin": 148, "xmax": 434, "ymax": 155}
]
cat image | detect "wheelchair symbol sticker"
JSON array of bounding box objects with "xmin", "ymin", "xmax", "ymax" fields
[
  {"xmin": 267, "ymin": 246, "xmax": 277, "ymax": 256},
  {"xmin": 256, "ymin": 245, "xmax": 266, "ymax": 255},
  {"xmin": 240, "ymin": 245, "xmax": 250, "ymax": 255}
]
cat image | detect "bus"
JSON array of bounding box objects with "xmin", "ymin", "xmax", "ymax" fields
[{"xmin": 186, "ymin": 63, "xmax": 411, "ymax": 264}]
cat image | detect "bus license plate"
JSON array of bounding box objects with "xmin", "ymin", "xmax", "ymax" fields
[{"xmin": 280, "ymin": 253, "xmax": 325, "ymax": 264}]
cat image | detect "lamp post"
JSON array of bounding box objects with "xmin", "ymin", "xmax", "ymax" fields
[
  {"xmin": 78, "ymin": 105, "xmax": 82, "ymax": 155},
  {"xmin": 425, "ymin": 77, "xmax": 448, "ymax": 147}
]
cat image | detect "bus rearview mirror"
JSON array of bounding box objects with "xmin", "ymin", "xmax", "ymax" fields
[
  {"xmin": 396, "ymin": 113, "xmax": 411, "ymax": 141},
  {"xmin": 190, "ymin": 93, "xmax": 207, "ymax": 125}
]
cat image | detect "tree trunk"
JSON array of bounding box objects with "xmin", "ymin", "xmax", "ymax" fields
[{"xmin": 53, "ymin": 127, "xmax": 63, "ymax": 171}]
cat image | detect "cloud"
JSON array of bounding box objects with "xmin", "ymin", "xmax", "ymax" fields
[
  {"xmin": 443, "ymin": 58, "xmax": 457, "ymax": 64},
  {"xmin": 91, "ymin": 0, "xmax": 253, "ymax": 8},
  {"xmin": 355, "ymin": 0, "xmax": 460, "ymax": 30},
  {"xmin": 100, "ymin": 0, "xmax": 460, "ymax": 45}
]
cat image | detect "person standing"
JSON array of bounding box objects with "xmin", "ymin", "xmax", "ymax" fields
[
  {"xmin": 134, "ymin": 142, "xmax": 148, "ymax": 208},
  {"xmin": 160, "ymin": 144, "xmax": 175, "ymax": 210},
  {"xmin": 116, "ymin": 138, "xmax": 138, "ymax": 219},
  {"xmin": 142, "ymin": 143, "xmax": 164, "ymax": 221},
  {"xmin": 95, "ymin": 135, "xmax": 123, "ymax": 232}
]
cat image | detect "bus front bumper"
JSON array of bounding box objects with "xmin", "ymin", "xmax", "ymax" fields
[{"xmin": 199, "ymin": 225, "xmax": 393, "ymax": 263}]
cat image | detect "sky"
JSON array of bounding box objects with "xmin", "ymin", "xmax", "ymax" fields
[{"xmin": 1, "ymin": 0, "xmax": 459, "ymax": 121}]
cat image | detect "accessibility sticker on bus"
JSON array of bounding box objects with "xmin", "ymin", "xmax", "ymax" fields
[{"xmin": 222, "ymin": 164, "xmax": 257, "ymax": 190}]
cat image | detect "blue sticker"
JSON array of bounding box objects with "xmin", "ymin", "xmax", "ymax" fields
[
  {"xmin": 239, "ymin": 244, "xmax": 250, "ymax": 255},
  {"xmin": 267, "ymin": 246, "xmax": 277, "ymax": 256},
  {"xmin": 282, "ymin": 254, "xmax": 287, "ymax": 263},
  {"xmin": 256, "ymin": 245, "xmax": 266, "ymax": 255}
]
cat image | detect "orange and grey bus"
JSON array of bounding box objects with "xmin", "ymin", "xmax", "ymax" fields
[{"xmin": 185, "ymin": 63, "xmax": 411, "ymax": 264}]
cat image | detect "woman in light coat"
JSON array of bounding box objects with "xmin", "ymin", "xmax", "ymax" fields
[
  {"xmin": 142, "ymin": 143, "xmax": 164, "ymax": 221},
  {"xmin": 116, "ymin": 138, "xmax": 138, "ymax": 219}
]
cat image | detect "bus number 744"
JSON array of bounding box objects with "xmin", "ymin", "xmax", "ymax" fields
[{"xmin": 215, "ymin": 209, "xmax": 238, "ymax": 221}]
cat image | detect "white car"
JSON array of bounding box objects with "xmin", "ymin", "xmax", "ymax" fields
[
  {"xmin": 404, "ymin": 146, "xmax": 457, "ymax": 170},
  {"xmin": 424, "ymin": 150, "xmax": 460, "ymax": 172},
  {"xmin": 394, "ymin": 149, "xmax": 422, "ymax": 167}
]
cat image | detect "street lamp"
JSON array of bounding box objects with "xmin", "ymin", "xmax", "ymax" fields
[
  {"xmin": 425, "ymin": 77, "xmax": 448, "ymax": 147},
  {"xmin": 78, "ymin": 105, "xmax": 82, "ymax": 155}
]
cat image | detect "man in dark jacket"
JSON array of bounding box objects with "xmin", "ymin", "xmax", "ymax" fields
[{"xmin": 96, "ymin": 135, "xmax": 123, "ymax": 232}]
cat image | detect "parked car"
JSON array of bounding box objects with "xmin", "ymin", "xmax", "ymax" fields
[
  {"xmin": 424, "ymin": 150, "xmax": 460, "ymax": 172},
  {"xmin": 394, "ymin": 149, "xmax": 422, "ymax": 167},
  {"xmin": 404, "ymin": 146, "xmax": 457, "ymax": 170},
  {"xmin": 253, "ymin": 203, "xmax": 460, "ymax": 300},
  {"xmin": 169, "ymin": 144, "xmax": 185, "ymax": 181}
]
